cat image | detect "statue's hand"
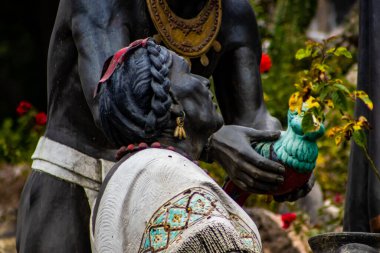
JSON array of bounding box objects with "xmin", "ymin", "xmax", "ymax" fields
[
  {"xmin": 209, "ymin": 125, "xmax": 285, "ymax": 194},
  {"xmin": 273, "ymin": 173, "xmax": 316, "ymax": 202}
]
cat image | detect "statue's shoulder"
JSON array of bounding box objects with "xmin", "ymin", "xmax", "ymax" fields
[
  {"xmin": 70, "ymin": 0, "xmax": 129, "ymax": 17},
  {"xmin": 222, "ymin": 0, "xmax": 257, "ymax": 23},
  {"xmin": 219, "ymin": 0, "xmax": 260, "ymax": 48}
]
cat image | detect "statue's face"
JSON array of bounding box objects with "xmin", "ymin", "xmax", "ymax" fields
[{"xmin": 168, "ymin": 53, "xmax": 223, "ymax": 135}]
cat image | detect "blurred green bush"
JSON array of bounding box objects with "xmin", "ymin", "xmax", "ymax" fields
[{"xmin": 0, "ymin": 101, "xmax": 46, "ymax": 164}]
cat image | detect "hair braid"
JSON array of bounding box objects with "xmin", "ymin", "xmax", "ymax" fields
[
  {"xmin": 145, "ymin": 40, "xmax": 173, "ymax": 133},
  {"xmin": 96, "ymin": 39, "xmax": 174, "ymax": 146}
]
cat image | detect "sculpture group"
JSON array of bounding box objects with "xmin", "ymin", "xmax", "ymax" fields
[{"xmin": 15, "ymin": 0, "xmax": 380, "ymax": 252}]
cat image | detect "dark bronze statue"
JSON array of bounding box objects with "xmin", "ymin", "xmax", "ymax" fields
[
  {"xmin": 344, "ymin": 0, "xmax": 380, "ymax": 233},
  {"xmin": 16, "ymin": 0, "xmax": 314, "ymax": 252}
]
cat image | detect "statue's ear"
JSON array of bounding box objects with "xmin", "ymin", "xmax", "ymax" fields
[
  {"xmin": 170, "ymin": 104, "xmax": 183, "ymax": 117},
  {"xmin": 169, "ymin": 90, "xmax": 184, "ymax": 117}
]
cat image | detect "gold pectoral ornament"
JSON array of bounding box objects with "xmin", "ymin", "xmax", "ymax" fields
[
  {"xmin": 147, "ymin": 0, "xmax": 222, "ymax": 67},
  {"xmin": 174, "ymin": 113, "xmax": 187, "ymax": 140}
]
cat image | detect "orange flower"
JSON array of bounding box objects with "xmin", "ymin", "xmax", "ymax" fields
[{"xmin": 260, "ymin": 53, "xmax": 272, "ymax": 73}]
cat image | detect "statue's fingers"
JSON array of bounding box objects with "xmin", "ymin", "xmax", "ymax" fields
[
  {"xmin": 237, "ymin": 171, "xmax": 279, "ymax": 193},
  {"xmin": 233, "ymin": 179, "xmax": 249, "ymax": 192},
  {"xmin": 244, "ymin": 128, "xmax": 281, "ymax": 142},
  {"xmin": 237, "ymin": 149, "xmax": 285, "ymax": 175},
  {"xmin": 239, "ymin": 161, "xmax": 284, "ymax": 184}
]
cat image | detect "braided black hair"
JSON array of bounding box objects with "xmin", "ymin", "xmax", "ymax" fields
[{"xmin": 96, "ymin": 39, "xmax": 173, "ymax": 146}]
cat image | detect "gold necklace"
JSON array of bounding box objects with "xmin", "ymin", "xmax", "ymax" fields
[{"xmin": 146, "ymin": 0, "xmax": 222, "ymax": 66}]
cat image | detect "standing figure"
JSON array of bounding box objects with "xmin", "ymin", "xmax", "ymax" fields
[
  {"xmin": 17, "ymin": 0, "xmax": 312, "ymax": 252},
  {"xmin": 344, "ymin": 0, "xmax": 380, "ymax": 233}
]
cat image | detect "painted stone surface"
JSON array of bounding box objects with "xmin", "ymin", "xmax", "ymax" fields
[{"xmin": 254, "ymin": 107, "xmax": 325, "ymax": 195}]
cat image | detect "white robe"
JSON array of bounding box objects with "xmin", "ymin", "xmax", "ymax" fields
[{"xmin": 91, "ymin": 148, "xmax": 262, "ymax": 253}]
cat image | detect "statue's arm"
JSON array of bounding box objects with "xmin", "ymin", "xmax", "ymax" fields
[
  {"xmin": 209, "ymin": 44, "xmax": 285, "ymax": 193},
  {"xmin": 213, "ymin": 0, "xmax": 280, "ymax": 130},
  {"xmin": 205, "ymin": 2, "xmax": 284, "ymax": 194},
  {"xmin": 213, "ymin": 46, "xmax": 280, "ymax": 130},
  {"xmin": 209, "ymin": 1, "xmax": 315, "ymax": 199},
  {"xmin": 71, "ymin": 0, "xmax": 131, "ymax": 123}
]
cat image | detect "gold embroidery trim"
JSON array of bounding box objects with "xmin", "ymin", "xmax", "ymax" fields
[{"xmin": 146, "ymin": 0, "xmax": 222, "ymax": 66}]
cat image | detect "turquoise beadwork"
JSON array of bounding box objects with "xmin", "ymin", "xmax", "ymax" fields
[{"xmin": 138, "ymin": 188, "xmax": 261, "ymax": 252}]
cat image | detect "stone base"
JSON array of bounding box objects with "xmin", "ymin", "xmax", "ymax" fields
[{"xmin": 308, "ymin": 232, "xmax": 380, "ymax": 253}]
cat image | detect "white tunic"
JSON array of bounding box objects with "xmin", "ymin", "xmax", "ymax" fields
[{"xmin": 92, "ymin": 148, "xmax": 262, "ymax": 253}]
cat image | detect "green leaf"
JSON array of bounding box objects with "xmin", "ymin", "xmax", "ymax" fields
[
  {"xmin": 333, "ymin": 83, "xmax": 350, "ymax": 94},
  {"xmin": 314, "ymin": 63, "xmax": 330, "ymax": 72},
  {"xmin": 319, "ymin": 85, "xmax": 331, "ymax": 102},
  {"xmin": 302, "ymin": 112, "xmax": 314, "ymax": 134},
  {"xmin": 301, "ymin": 109, "xmax": 321, "ymax": 134},
  {"xmin": 353, "ymin": 129, "xmax": 367, "ymax": 149},
  {"xmin": 306, "ymin": 40, "xmax": 321, "ymax": 49},
  {"xmin": 354, "ymin": 90, "xmax": 374, "ymax": 110},
  {"xmin": 326, "ymin": 47, "xmax": 336, "ymax": 54},
  {"xmin": 334, "ymin": 47, "xmax": 352, "ymax": 58},
  {"xmin": 295, "ymin": 48, "xmax": 311, "ymax": 60},
  {"xmin": 312, "ymin": 47, "xmax": 322, "ymax": 58},
  {"xmin": 331, "ymin": 90, "xmax": 348, "ymax": 111}
]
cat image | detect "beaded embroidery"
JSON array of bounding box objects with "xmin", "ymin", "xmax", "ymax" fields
[{"xmin": 138, "ymin": 188, "xmax": 262, "ymax": 252}]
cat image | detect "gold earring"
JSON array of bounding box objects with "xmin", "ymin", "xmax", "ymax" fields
[{"xmin": 174, "ymin": 112, "xmax": 186, "ymax": 140}]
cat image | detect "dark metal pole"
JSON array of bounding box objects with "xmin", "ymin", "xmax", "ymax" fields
[{"xmin": 344, "ymin": 0, "xmax": 380, "ymax": 233}]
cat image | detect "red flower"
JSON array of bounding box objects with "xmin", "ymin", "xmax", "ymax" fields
[
  {"xmin": 281, "ymin": 213, "xmax": 297, "ymax": 229},
  {"xmin": 35, "ymin": 112, "xmax": 47, "ymax": 126},
  {"xmin": 260, "ymin": 53, "xmax": 272, "ymax": 73},
  {"xmin": 333, "ymin": 194, "xmax": 343, "ymax": 205},
  {"xmin": 16, "ymin": 101, "xmax": 32, "ymax": 116}
]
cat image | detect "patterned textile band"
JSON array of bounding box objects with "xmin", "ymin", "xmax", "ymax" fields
[{"xmin": 139, "ymin": 187, "xmax": 261, "ymax": 253}]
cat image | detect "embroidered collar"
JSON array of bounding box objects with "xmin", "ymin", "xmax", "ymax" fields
[{"xmin": 146, "ymin": 0, "xmax": 222, "ymax": 66}]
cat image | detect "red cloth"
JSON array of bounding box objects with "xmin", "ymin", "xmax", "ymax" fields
[{"xmin": 94, "ymin": 38, "xmax": 149, "ymax": 97}]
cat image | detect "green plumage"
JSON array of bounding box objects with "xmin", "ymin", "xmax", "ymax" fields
[{"xmin": 254, "ymin": 109, "xmax": 325, "ymax": 173}]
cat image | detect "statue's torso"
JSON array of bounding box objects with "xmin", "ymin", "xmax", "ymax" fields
[{"xmin": 45, "ymin": 0, "xmax": 259, "ymax": 159}]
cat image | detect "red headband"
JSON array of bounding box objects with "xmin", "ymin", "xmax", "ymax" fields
[{"xmin": 94, "ymin": 38, "xmax": 149, "ymax": 97}]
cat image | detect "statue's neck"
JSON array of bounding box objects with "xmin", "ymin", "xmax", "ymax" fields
[
  {"xmin": 157, "ymin": 129, "xmax": 206, "ymax": 161},
  {"xmin": 166, "ymin": 0, "xmax": 208, "ymax": 19}
]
